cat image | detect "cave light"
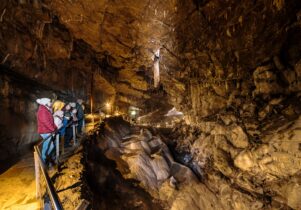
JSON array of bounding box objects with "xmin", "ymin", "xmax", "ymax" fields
[
  {"xmin": 131, "ymin": 110, "xmax": 137, "ymax": 116},
  {"xmin": 105, "ymin": 102, "xmax": 112, "ymax": 115}
]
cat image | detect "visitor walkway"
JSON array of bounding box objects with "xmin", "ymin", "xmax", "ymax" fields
[
  {"xmin": 0, "ymin": 116, "xmax": 100, "ymax": 209},
  {"xmin": 0, "ymin": 153, "xmax": 40, "ymax": 210}
]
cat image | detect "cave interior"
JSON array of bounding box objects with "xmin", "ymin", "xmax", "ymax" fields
[{"xmin": 1, "ymin": 0, "xmax": 301, "ymax": 209}]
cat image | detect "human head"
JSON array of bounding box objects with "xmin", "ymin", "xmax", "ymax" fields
[
  {"xmin": 52, "ymin": 100, "xmax": 65, "ymax": 112},
  {"xmin": 77, "ymin": 99, "xmax": 83, "ymax": 105},
  {"xmin": 64, "ymin": 104, "xmax": 71, "ymax": 111},
  {"xmin": 36, "ymin": 98, "xmax": 52, "ymax": 108},
  {"xmin": 69, "ymin": 102, "xmax": 76, "ymax": 108}
]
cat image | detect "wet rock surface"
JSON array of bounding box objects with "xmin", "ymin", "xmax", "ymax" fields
[
  {"xmin": 85, "ymin": 117, "xmax": 223, "ymax": 210},
  {"xmin": 84, "ymin": 120, "xmax": 166, "ymax": 210}
]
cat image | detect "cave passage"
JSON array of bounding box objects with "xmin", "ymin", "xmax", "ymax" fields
[{"xmin": 1, "ymin": 0, "xmax": 301, "ymax": 209}]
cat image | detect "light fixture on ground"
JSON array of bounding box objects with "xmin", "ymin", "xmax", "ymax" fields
[{"xmin": 105, "ymin": 102, "xmax": 111, "ymax": 114}]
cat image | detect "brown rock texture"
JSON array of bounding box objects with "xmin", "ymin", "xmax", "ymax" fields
[{"xmin": 1, "ymin": 0, "xmax": 301, "ymax": 209}]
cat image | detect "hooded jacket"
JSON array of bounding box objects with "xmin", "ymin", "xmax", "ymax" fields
[
  {"xmin": 37, "ymin": 105, "xmax": 56, "ymax": 134},
  {"xmin": 53, "ymin": 110, "xmax": 64, "ymax": 130}
]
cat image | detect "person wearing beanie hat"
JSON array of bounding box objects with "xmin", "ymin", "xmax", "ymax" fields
[
  {"xmin": 36, "ymin": 98, "xmax": 57, "ymax": 163},
  {"xmin": 36, "ymin": 98, "xmax": 52, "ymax": 107}
]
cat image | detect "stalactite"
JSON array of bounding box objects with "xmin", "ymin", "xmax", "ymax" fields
[
  {"xmin": 153, "ymin": 49, "xmax": 160, "ymax": 88},
  {"xmin": 19, "ymin": 0, "xmax": 26, "ymax": 5},
  {"xmin": 1, "ymin": 53, "xmax": 10, "ymax": 64},
  {"xmin": 0, "ymin": 9, "xmax": 6, "ymax": 22},
  {"xmin": 33, "ymin": 0, "xmax": 41, "ymax": 9}
]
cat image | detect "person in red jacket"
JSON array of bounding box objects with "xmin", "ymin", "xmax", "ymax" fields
[{"xmin": 36, "ymin": 98, "xmax": 57, "ymax": 162}]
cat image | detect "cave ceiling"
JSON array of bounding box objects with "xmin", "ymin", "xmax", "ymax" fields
[{"xmin": 1, "ymin": 0, "xmax": 301, "ymax": 117}]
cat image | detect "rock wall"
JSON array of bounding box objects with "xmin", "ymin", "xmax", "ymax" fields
[
  {"xmin": 0, "ymin": 69, "xmax": 39, "ymax": 161},
  {"xmin": 0, "ymin": 1, "xmax": 114, "ymax": 161},
  {"xmin": 166, "ymin": 97, "xmax": 301, "ymax": 209},
  {"xmin": 0, "ymin": 65, "xmax": 81, "ymax": 161},
  {"xmin": 1, "ymin": 1, "xmax": 301, "ymax": 115}
]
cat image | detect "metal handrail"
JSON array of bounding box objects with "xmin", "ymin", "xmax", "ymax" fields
[
  {"xmin": 34, "ymin": 117, "xmax": 85, "ymax": 209},
  {"xmin": 37, "ymin": 118, "xmax": 82, "ymax": 146},
  {"xmin": 34, "ymin": 145, "xmax": 63, "ymax": 210}
]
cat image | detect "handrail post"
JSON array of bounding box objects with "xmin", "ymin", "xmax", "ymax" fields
[
  {"xmin": 55, "ymin": 134, "xmax": 60, "ymax": 164},
  {"xmin": 82, "ymin": 119, "xmax": 85, "ymax": 134},
  {"xmin": 72, "ymin": 124, "xmax": 77, "ymax": 146},
  {"xmin": 34, "ymin": 151, "xmax": 41, "ymax": 199},
  {"xmin": 61, "ymin": 136, "xmax": 65, "ymax": 155}
]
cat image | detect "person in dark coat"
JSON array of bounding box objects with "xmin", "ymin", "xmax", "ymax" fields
[{"xmin": 76, "ymin": 99, "xmax": 85, "ymax": 135}]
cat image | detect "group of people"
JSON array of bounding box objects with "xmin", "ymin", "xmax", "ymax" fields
[{"xmin": 36, "ymin": 98, "xmax": 85, "ymax": 164}]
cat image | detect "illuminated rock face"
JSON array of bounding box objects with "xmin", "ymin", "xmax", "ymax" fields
[
  {"xmin": 1, "ymin": 0, "xmax": 301, "ymax": 115},
  {"xmin": 1, "ymin": 0, "xmax": 301, "ymax": 209}
]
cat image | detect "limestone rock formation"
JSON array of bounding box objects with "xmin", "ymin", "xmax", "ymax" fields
[
  {"xmin": 1, "ymin": 0, "xmax": 301, "ymax": 209},
  {"xmin": 88, "ymin": 118, "xmax": 223, "ymax": 210}
]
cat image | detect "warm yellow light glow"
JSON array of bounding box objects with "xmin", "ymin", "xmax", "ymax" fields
[
  {"xmin": 105, "ymin": 102, "xmax": 110, "ymax": 108},
  {"xmin": 131, "ymin": 110, "xmax": 137, "ymax": 116}
]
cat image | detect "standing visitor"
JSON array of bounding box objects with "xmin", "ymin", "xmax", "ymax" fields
[
  {"xmin": 36, "ymin": 98, "xmax": 57, "ymax": 163},
  {"xmin": 76, "ymin": 99, "xmax": 85, "ymax": 135},
  {"xmin": 53, "ymin": 110, "xmax": 64, "ymax": 130},
  {"xmin": 52, "ymin": 100, "xmax": 65, "ymax": 113},
  {"xmin": 53, "ymin": 109, "xmax": 67, "ymax": 154},
  {"xmin": 63, "ymin": 104, "xmax": 73, "ymax": 147}
]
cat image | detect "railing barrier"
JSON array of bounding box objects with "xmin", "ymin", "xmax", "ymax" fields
[
  {"xmin": 34, "ymin": 145, "xmax": 63, "ymax": 210},
  {"xmin": 72, "ymin": 124, "xmax": 77, "ymax": 146},
  {"xmin": 34, "ymin": 118, "xmax": 87, "ymax": 210},
  {"xmin": 55, "ymin": 134, "xmax": 60, "ymax": 164}
]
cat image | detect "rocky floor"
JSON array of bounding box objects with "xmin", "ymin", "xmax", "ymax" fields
[
  {"xmin": 50, "ymin": 120, "xmax": 164, "ymax": 210},
  {"xmin": 79, "ymin": 116, "xmax": 301, "ymax": 210},
  {"xmin": 10, "ymin": 112, "xmax": 294, "ymax": 210},
  {"xmin": 162, "ymin": 113, "xmax": 301, "ymax": 209},
  {"xmin": 40, "ymin": 114, "xmax": 301, "ymax": 210},
  {"xmin": 82, "ymin": 117, "xmax": 222, "ymax": 210},
  {"xmin": 51, "ymin": 146, "xmax": 90, "ymax": 210},
  {"xmin": 85, "ymin": 144, "xmax": 165, "ymax": 210}
]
